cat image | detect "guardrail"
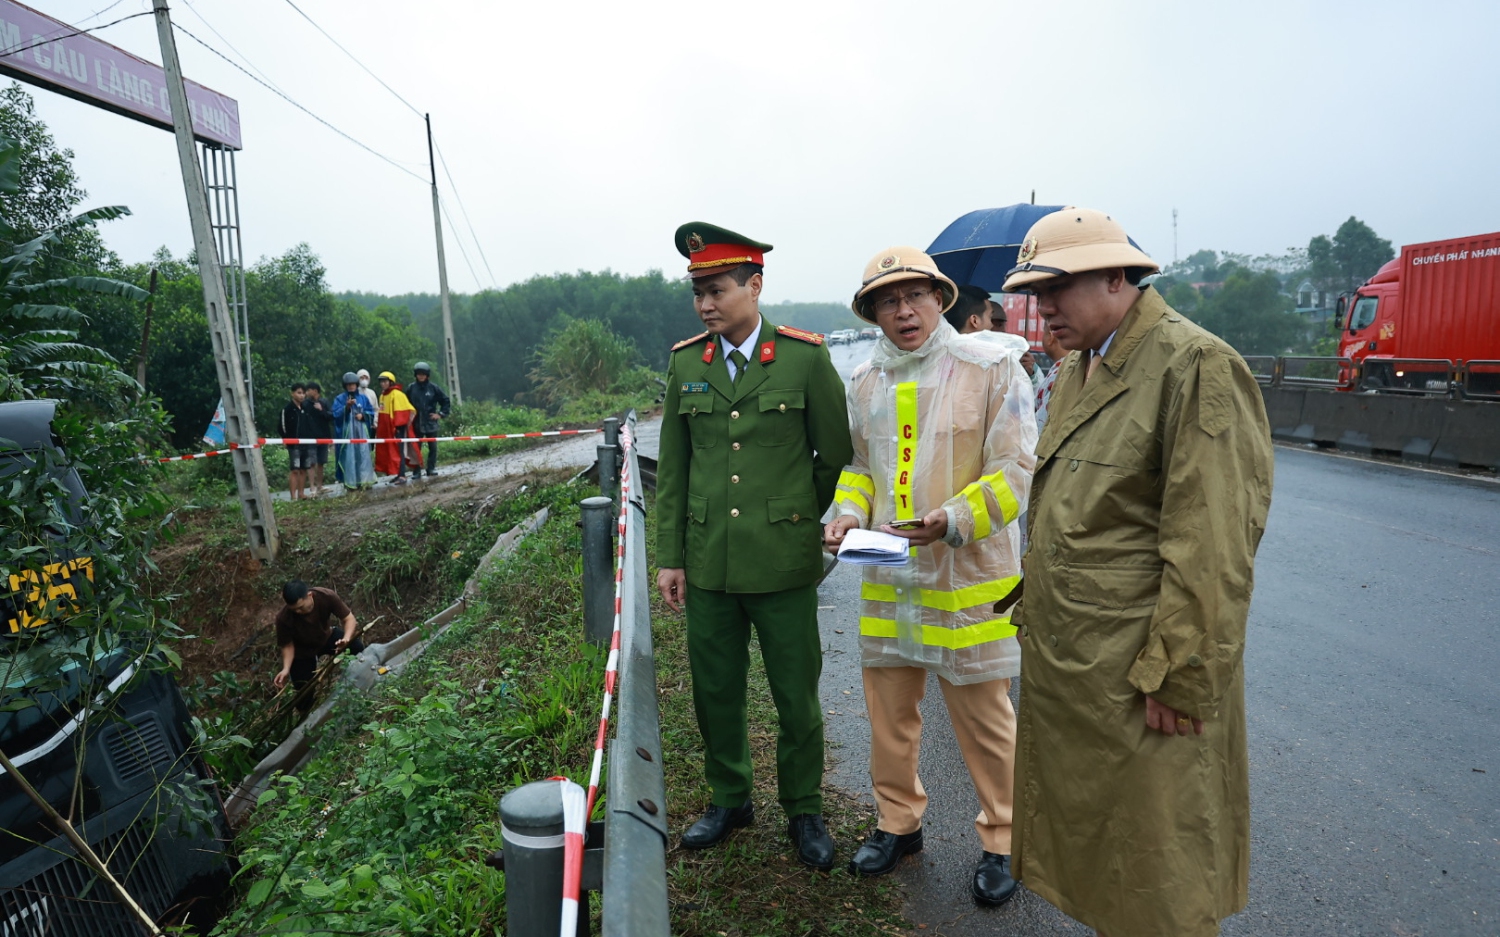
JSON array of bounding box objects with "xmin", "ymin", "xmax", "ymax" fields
[
  {"xmin": 492, "ymin": 411, "xmax": 670, "ymax": 936},
  {"xmin": 1247, "ymin": 355, "xmax": 1500, "ymax": 399}
]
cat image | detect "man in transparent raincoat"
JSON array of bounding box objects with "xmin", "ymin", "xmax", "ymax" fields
[{"xmin": 825, "ymin": 246, "xmax": 1037, "ymax": 906}]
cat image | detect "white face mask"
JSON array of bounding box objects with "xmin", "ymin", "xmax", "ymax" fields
[{"xmin": 359, "ymin": 377, "xmax": 369, "ymax": 388}]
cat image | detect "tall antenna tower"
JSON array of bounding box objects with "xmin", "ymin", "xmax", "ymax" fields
[{"xmin": 1173, "ymin": 208, "xmax": 1179, "ymax": 266}]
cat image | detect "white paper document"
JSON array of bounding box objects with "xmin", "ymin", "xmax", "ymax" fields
[{"xmin": 836, "ymin": 528, "xmax": 912, "ymax": 566}]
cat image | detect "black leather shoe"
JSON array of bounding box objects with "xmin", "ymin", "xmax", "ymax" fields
[
  {"xmin": 787, "ymin": 814, "xmax": 835, "ymax": 870},
  {"xmin": 972, "ymin": 852, "xmax": 1018, "ymax": 906},
  {"xmin": 680, "ymin": 801, "xmax": 753, "ymax": 849},
  {"xmin": 848, "ymin": 828, "xmax": 923, "ymax": 876}
]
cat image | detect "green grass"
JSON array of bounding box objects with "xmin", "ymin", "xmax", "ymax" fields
[{"xmin": 209, "ymin": 489, "xmax": 911, "ymax": 936}]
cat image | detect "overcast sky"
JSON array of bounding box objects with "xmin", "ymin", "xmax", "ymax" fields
[{"xmin": 24, "ymin": 0, "xmax": 1500, "ymax": 304}]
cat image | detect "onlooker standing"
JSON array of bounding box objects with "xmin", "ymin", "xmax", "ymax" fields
[
  {"xmin": 332, "ymin": 371, "xmax": 377, "ymax": 490},
  {"xmin": 272, "ymin": 579, "xmax": 366, "ymax": 713},
  {"xmin": 355, "ymin": 368, "xmax": 380, "ymax": 419},
  {"xmin": 1002, "ymin": 207, "xmax": 1273, "ymax": 937},
  {"xmin": 1032, "ymin": 325, "xmax": 1068, "ymax": 433},
  {"xmin": 826, "ymin": 246, "xmax": 1036, "ymax": 905},
  {"xmin": 405, "ymin": 361, "xmax": 451, "ymax": 478},
  {"xmin": 302, "ymin": 381, "xmax": 334, "ymax": 496},
  {"xmin": 944, "ymin": 285, "xmax": 993, "ymax": 333},
  {"xmin": 986, "ymin": 293, "xmax": 1040, "ymax": 382},
  {"xmin": 279, "ymin": 382, "xmax": 310, "ymax": 500},
  {"xmin": 375, "ymin": 371, "xmax": 416, "ymax": 484}
]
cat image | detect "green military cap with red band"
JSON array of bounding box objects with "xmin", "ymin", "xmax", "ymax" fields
[{"xmin": 674, "ymin": 221, "xmax": 773, "ymax": 278}]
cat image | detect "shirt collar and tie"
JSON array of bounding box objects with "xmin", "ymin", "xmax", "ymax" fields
[
  {"xmin": 1085, "ymin": 329, "xmax": 1118, "ymax": 383},
  {"xmin": 720, "ymin": 316, "xmax": 764, "ymax": 382}
]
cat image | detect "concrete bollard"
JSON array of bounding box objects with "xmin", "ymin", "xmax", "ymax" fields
[
  {"xmin": 499, "ymin": 780, "xmax": 586, "ymax": 936},
  {"xmin": 580, "ymin": 496, "xmax": 616, "ymax": 648}
]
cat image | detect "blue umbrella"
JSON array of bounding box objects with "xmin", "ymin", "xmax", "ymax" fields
[{"xmin": 927, "ymin": 204, "xmax": 1065, "ymax": 292}]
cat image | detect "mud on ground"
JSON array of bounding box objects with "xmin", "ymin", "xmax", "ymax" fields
[{"xmin": 150, "ymin": 467, "xmax": 574, "ymax": 697}]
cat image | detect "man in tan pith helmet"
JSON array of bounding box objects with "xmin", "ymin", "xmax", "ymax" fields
[
  {"xmin": 826, "ymin": 246, "xmax": 1036, "ymax": 905},
  {"xmin": 1003, "ymin": 208, "xmax": 1273, "ymax": 937}
]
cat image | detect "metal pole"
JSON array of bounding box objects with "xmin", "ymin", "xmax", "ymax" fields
[
  {"xmin": 153, "ymin": 0, "xmax": 279, "ymax": 562},
  {"xmin": 498, "ymin": 780, "xmax": 586, "ymax": 937},
  {"xmin": 597, "ymin": 444, "xmax": 618, "ymax": 504},
  {"xmin": 580, "ymin": 496, "xmax": 615, "ymax": 648},
  {"xmin": 426, "ymin": 114, "xmax": 463, "ymax": 405},
  {"xmin": 602, "ymin": 416, "xmax": 619, "ymax": 448}
]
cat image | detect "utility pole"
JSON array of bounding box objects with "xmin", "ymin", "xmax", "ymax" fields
[
  {"xmin": 426, "ymin": 114, "xmax": 463, "ymax": 404},
  {"xmin": 153, "ymin": 0, "xmax": 279, "ymax": 562}
]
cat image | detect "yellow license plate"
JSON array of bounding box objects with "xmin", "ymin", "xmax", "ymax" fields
[{"xmin": 5, "ymin": 557, "xmax": 94, "ymax": 634}]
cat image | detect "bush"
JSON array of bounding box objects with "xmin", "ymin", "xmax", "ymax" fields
[{"xmin": 526, "ymin": 317, "xmax": 640, "ymax": 408}]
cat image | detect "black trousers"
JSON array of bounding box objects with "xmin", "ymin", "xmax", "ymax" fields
[
  {"xmin": 289, "ymin": 628, "xmax": 365, "ymax": 711},
  {"xmin": 422, "ymin": 440, "xmax": 439, "ymax": 473}
]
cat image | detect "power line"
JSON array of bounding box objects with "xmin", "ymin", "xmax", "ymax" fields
[
  {"xmin": 439, "ymin": 196, "xmax": 482, "ymax": 291},
  {"xmin": 179, "ymin": 0, "xmax": 294, "ymax": 101},
  {"xmin": 75, "ymin": 0, "xmax": 131, "ymax": 28},
  {"xmin": 0, "ymin": 11, "xmax": 153, "ymax": 61},
  {"xmin": 280, "ymin": 0, "xmax": 423, "ymax": 119},
  {"xmin": 434, "ymin": 141, "xmax": 496, "ymax": 287},
  {"xmin": 170, "ymin": 22, "xmax": 427, "ymax": 183}
]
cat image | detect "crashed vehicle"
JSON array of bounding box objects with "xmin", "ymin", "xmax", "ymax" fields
[{"xmin": 0, "ymin": 399, "xmax": 233, "ymax": 935}]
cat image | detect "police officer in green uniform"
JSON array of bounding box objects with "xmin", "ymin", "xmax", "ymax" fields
[{"xmin": 656, "ymin": 222, "xmax": 854, "ymax": 869}]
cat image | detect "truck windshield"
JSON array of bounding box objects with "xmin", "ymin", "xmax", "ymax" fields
[{"xmin": 1349, "ymin": 296, "xmax": 1379, "ymax": 331}]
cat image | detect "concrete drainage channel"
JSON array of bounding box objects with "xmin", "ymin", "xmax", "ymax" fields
[{"xmin": 223, "ymin": 505, "xmax": 552, "ymax": 825}]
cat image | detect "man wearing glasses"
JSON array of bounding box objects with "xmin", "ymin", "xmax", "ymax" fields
[
  {"xmin": 824, "ymin": 246, "xmax": 1036, "ymax": 905},
  {"xmin": 1003, "ymin": 208, "xmax": 1272, "ymax": 936}
]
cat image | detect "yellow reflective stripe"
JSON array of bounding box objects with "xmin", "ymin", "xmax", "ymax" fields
[
  {"xmin": 894, "ymin": 382, "xmax": 918, "ymax": 521},
  {"xmin": 838, "ymin": 471, "xmax": 875, "ymax": 496},
  {"xmin": 959, "ymin": 471, "xmax": 1021, "ymax": 540},
  {"xmin": 966, "ymin": 483, "xmax": 992, "ymax": 541},
  {"xmin": 858, "ymin": 615, "xmax": 1017, "ymax": 648},
  {"xmin": 860, "ymin": 575, "xmax": 1020, "ymax": 613},
  {"xmin": 834, "ymin": 488, "xmax": 870, "ymax": 513}
]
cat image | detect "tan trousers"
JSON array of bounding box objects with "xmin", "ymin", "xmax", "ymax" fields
[{"xmin": 863, "ymin": 666, "xmax": 1017, "ymax": 854}]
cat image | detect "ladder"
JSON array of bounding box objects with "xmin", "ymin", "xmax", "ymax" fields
[{"xmin": 201, "ymin": 143, "xmax": 254, "ymax": 411}]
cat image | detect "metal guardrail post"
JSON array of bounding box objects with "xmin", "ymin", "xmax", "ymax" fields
[
  {"xmin": 601, "ymin": 411, "xmax": 670, "ymax": 936},
  {"xmin": 599, "ymin": 418, "xmax": 621, "ymax": 502},
  {"xmin": 581, "ymin": 496, "xmax": 616, "ymax": 648},
  {"xmin": 499, "ymin": 781, "xmax": 587, "ymax": 937},
  {"xmin": 603, "ymin": 416, "xmax": 620, "ymax": 448}
]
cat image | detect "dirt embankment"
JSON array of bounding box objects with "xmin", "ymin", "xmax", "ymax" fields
[{"xmin": 151, "ymin": 469, "xmax": 569, "ymax": 694}]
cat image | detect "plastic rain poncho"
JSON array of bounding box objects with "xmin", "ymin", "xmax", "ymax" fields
[
  {"xmin": 331, "ymin": 389, "xmax": 376, "ymax": 489},
  {"xmin": 835, "ymin": 320, "xmax": 1038, "ymax": 684}
]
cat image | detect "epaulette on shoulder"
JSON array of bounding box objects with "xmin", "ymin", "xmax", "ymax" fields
[
  {"xmin": 671, "ymin": 331, "xmax": 710, "ymax": 352},
  {"xmin": 776, "ymin": 325, "xmax": 824, "ymax": 345}
]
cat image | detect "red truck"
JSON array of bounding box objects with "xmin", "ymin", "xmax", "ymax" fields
[{"xmin": 1337, "ymin": 231, "xmax": 1500, "ymax": 394}]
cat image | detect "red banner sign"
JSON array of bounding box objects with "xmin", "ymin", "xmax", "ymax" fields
[{"xmin": 0, "ymin": 0, "xmax": 241, "ymax": 149}]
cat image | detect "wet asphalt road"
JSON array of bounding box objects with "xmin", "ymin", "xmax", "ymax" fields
[{"xmin": 817, "ymin": 340, "xmax": 1500, "ymax": 936}]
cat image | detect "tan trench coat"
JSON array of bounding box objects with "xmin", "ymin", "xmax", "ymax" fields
[{"xmin": 1014, "ymin": 288, "xmax": 1273, "ymax": 937}]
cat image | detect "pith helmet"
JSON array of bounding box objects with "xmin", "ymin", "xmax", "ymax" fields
[
  {"xmin": 851, "ymin": 246, "xmax": 959, "ymax": 321},
  {"xmin": 1002, "ymin": 207, "xmax": 1158, "ymax": 292},
  {"xmin": 673, "ymin": 222, "xmax": 773, "ymax": 278}
]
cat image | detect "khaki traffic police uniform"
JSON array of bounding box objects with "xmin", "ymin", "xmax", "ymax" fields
[{"xmin": 657, "ymin": 318, "xmax": 853, "ymax": 816}]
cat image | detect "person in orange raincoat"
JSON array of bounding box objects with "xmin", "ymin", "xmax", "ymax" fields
[{"xmin": 375, "ymin": 371, "xmax": 417, "ymax": 483}]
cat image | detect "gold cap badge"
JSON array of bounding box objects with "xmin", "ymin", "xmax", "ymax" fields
[
  {"xmin": 1017, "ymin": 236, "xmax": 1039, "ymax": 264},
  {"xmin": 686, "ymin": 232, "xmax": 705, "ymax": 253},
  {"xmin": 878, "ymin": 254, "xmax": 898, "ymax": 270}
]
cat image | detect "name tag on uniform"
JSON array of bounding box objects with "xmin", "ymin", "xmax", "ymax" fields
[{"xmin": 681, "ymin": 382, "xmax": 709, "ymax": 394}]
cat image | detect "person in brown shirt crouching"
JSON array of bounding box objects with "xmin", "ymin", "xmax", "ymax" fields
[{"xmin": 273, "ymin": 580, "xmax": 365, "ymax": 711}]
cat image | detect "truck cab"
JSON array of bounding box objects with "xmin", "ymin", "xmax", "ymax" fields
[
  {"xmin": 1337, "ymin": 259, "xmax": 1407, "ymax": 389},
  {"xmin": 0, "ymin": 399, "xmax": 234, "ymax": 933}
]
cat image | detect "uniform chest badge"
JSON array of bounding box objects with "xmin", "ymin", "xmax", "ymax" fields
[
  {"xmin": 681, "ymin": 382, "xmax": 709, "ymax": 394},
  {"xmin": 759, "ymin": 341, "xmax": 775, "ymax": 364}
]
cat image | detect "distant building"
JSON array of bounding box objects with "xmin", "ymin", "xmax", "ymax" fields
[{"xmin": 1295, "ymin": 279, "xmax": 1338, "ymax": 327}]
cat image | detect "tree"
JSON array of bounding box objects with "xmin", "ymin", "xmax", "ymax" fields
[
  {"xmin": 1186, "ymin": 269, "xmax": 1305, "ymax": 355},
  {"xmin": 1330, "ymin": 216, "xmax": 1394, "ymax": 285}
]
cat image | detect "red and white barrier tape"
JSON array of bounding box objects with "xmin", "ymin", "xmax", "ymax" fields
[
  {"xmin": 566, "ymin": 423, "xmax": 634, "ymax": 926},
  {"xmin": 149, "ymin": 428, "xmax": 601, "ymax": 463},
  {"xmin": 559, "ymin": 778, "xmax": 587, "ymax": 937}
]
